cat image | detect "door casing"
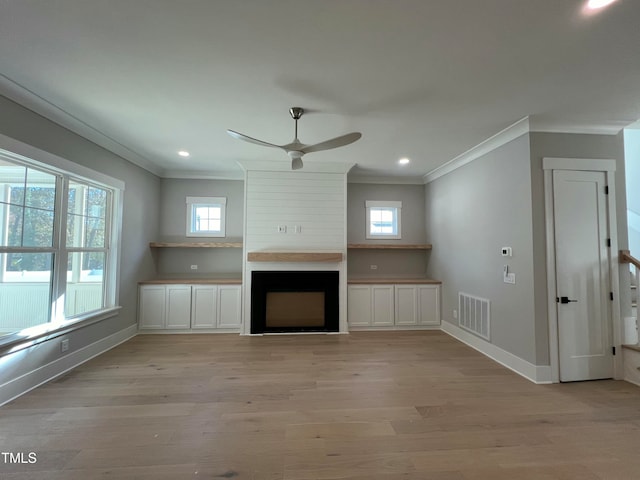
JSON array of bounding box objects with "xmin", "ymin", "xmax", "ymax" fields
[{"xmin": 543, "ymin": 157, "xmax": 622, "ymax": 383}]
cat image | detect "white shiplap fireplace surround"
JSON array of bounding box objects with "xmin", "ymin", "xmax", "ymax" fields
[{"xmin": 239, "ymin": 161, "xmax": 353, "ymax": 335}]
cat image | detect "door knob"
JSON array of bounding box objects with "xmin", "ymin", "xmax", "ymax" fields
[{"xmin": 557, "ymin": 296, "xmax": 577, "ymax": 304}]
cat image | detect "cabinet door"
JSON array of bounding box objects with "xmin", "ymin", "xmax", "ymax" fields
[
  {"xmin": 139, "ymin": 286, "xmax": 166, "ymax": 329},
  {"xmin": 395, "ymin": 285, "xmax": 418, "ymax": 326},
  {"xmin": 165, "ymin": 285, "xmax": 192, "ymax": 329},
  {"xmin": 191, "ymin": 285, "xmax": 217, "ymax": 329},
  {"xmin": 348, "ymin": 285, "xmax": 372, "ymax": 326},
  {"xmin": 418, "ymin": 285, "xmax": 440, "ymax": 326},
  {"xmin": 217, "ymin": 285, "xmax": 242, "ymax": 329},
  {"xmin": 372, "ymin": 285, "xmax": 395, "ymax": 326}
]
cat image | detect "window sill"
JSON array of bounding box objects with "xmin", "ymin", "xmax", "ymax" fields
[{"xmin": 0, "ymin": 306, "xmax": 122, "ymax": 357}]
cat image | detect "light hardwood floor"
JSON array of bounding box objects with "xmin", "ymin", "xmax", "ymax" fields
[{"xmin": 2, "ymin": 331, "xmax": 640, "ymax": 479}]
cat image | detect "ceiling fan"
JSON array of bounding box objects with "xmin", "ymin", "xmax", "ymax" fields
[{"xmin": 227, "ymin": 107, "xmax": 361, "ymax": 170}]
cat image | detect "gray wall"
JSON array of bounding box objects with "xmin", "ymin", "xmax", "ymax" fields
[
  {"xmin": 529, "ymin": 131, "xmax": 629, "ymax": 345},
  {"xmin": 0, "ymin": 95, "xmax": 160, "ymax": 389},
  {"xmin": 347, "ymin": 183, "xmax": 428, "ymax": 277},
  {"xmin": 425, "ymin": 134, "xmax": 539, "ymax": 364},
  {"xmin": 426, "ymin": 130, "xmax": 628, "ymax": 368},
  {"xmin": 156, "ymin": 178, "xmax": 244, "ymax": 275}
]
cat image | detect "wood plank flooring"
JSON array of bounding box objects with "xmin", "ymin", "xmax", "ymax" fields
[{"xmin": 2, "ymin": 331, "xmax": 640, "ymax": 479}]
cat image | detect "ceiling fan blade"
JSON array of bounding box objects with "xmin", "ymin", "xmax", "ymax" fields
[
  {"xmin": 226, "ymin": 129, "xmax": 282, "ymax": 149},
  {"xmin": 301, "ymin": 132, "xmax": 362, "ymax": 154}
]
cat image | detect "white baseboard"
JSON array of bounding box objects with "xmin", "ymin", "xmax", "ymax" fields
[
  {"xmin": 441, "ymin": 321, "xmax": 553, "ymax": 384},
  {"xmin": 0, "ymin": 324, "xmax": 138, "ymax": 406}
]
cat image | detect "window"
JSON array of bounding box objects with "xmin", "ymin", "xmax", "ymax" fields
[
  {"xmin": 366, "ymin": 200, "xmax": 402, "ymax": 239},
  {"xmin": 0, "ymin": 143, "xmax": 122, "ymax": 340},
  {"xmin": 186, "ymin": 196, "xmax": 226, "ymax": 237}
]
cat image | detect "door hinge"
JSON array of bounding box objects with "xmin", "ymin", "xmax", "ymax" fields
[
  {"xmin": 612, "ymin": 346, "xmax": 616, "ymax": 356},
  {"xmin": 610, "ymin": 292, "xmax": 614, "ymax": 301},
  {"xmin": 607, "ymin": 238, "xmax": 611, "ymax": 247},
  {"xmin": 605, "ymin": 185, "xmax": 609, "ymax": 195}
]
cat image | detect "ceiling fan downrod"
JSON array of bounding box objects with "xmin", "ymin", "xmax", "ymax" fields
[{"xmin": 289, "ymin": 107, "xmax": 303, "ymax": 140}]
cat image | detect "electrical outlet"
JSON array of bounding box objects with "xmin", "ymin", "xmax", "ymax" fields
[
  {"xmin": 277, "ymin": 225, "xmax": 287, "ymax": 233},
  {"xmin": 504, "ymin": 273, "xmax": 516, "ymax": 284},
  {"xmin": 190, "ymin": 265, "xmax": 198, "ymax": 270},
  {"xmin": 453, "ymin": 309, "xmax": 458, "ymax": 319},
  {"xmin": 370, "ymin": 265, "xmax": 378, "ymax": 270},
  {"xmin": 61, "ymin": 339, "xmax": 69, "ymax": 353}
]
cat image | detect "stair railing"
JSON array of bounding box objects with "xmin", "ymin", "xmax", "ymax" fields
[
  {"xmin": 620, "ymin": 250, "xmax": 639, "ymax": 344},
  {"xmin": 620, "ymin": 250, "xmax": 640, "ymax": 287}
]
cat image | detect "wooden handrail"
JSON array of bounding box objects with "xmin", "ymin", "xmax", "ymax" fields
[{"xmin": 620, "ymin": 250, "xmax": 640, "ymax": 270}]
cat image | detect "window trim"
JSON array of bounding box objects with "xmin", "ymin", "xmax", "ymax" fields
[
  {"xmin": 186, "ymin": 196, "xmax": 226, "ymax": 238},
  {"xmin": 365, "ymin": 200, "xmax": 402, "ymax": 239},
  {"xmin": 0, "ymin": 133, "xmax": 124, "ymax": 349}
]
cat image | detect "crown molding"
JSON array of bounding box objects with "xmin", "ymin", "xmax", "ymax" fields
[
  {"xmin": 0, "ymin": 74, "xmax": 163, "ymax": 177},
  {"xmin": 423, "ymin": 117, "xmax": 530, "ymax": 184},
  {"xmin": 161, "ymin": 169, "xmax": 244, "ymax": 180},
  {"xmin": 529, "ymin": 117, "xmax": 626, "ymax": 135},
  {"xmin": 347, "ymin": 175, "xmax": 425, "ymax": 185}
]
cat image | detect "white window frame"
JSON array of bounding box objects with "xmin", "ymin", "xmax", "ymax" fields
[
  {"xmin": 366, "ymin": 200, "xmax": 402, "ymax": 239},
  {"xmin": 0, "ymin": 133, "xmax": 123, "ymax": 350},
  {"xmin": 186, "ymin": 196, "xmax": 226, "ymax": 238}
]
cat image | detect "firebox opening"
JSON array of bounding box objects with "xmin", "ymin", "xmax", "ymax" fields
[{"xmin": 266, "ymin": 292, "xmax": 325, "ymax": 328}]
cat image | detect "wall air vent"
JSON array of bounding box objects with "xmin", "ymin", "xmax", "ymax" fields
[{"xmin": 458, "ymin": 292, "xmax": 491, "ymax": 340}]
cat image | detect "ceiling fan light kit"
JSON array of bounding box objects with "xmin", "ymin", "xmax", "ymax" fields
[{"xmin": 227, "ymin": 107, "xmax": 361, "ymax": 170}]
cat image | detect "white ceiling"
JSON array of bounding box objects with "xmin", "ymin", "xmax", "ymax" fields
[{"xmin": 1, "ymin": 0, "xmax": 639, "ymax": 181}]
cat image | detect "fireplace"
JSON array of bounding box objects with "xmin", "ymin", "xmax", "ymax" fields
[{"xmin": 251, "ymin": 271, "xmax": 339, "ymax": 333}]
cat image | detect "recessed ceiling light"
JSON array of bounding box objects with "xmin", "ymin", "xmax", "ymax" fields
[
  {"xmin": 398, "ymin": 157, "xmax": 410, "ymax": 165},
  {"xmin": 586, "ymin": 0, "xmax": 618, "ymax": 10},
  {"xmin": 178, "ymin": 150, "xmax": 190, "ymax": 157}
]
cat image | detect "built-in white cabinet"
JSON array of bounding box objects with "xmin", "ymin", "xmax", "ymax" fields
[
  {"xmin": 191, "ymin": 285, "xmax": 217, "ymax": 329},
  {"xmin": 138, "ymin": 283, "xmax": 241, "ymax": 332},
  {"xmin": 217, "ymin": 285, "xmax": 242, "ymax": 329},
  {"xmin": 372, "ymin": 285, "xmax": 395, "ymax": 326},
  {"xmin": 165, "ymin": 285, "xmax": 192, "ymax": 329},
  {"xmin": 347, "ymin": 285, "xmax": 373, "ymax": 327},
  {"xmin": 138, "ymin": 285, "xmax": 166, "ymax": 330},
  {"xmin": 348, "ymin": 283, "xmax": 440, "ymax": 329}
]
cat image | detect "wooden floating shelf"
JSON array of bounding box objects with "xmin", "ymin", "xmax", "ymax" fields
[
  {"xmin": 149, "ymin": 242, "xmax": 243, "ymax": 248},
  {"xmin": 347, "ymin": 243, "xmax": 432, "ymax": 250},
  {"xmin": 247, "ymin": 251, "xmax": 343, "ymax": 263}
]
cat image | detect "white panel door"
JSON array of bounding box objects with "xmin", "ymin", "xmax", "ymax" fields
[
  {"xmin": 165, "ymin": 285, "xmax": 192, "ymax": 329},
  {"xmin": 348, "ymin": 285, "xmax": 372, "ymax": 326},
  {"xmin": 418, "ymin": 285, "xmax": 440, "ymax": 326},
  {"xmin": 395, "ymin": 285, "xmax": 418, "ymax": 326},
  {"xmin": 217, "ymin": 285, "xmax": 242, "ymax": 329},
  {"xmin": 372, "ymin": 285, "xmax": 395, "ymax": 326},
  {"xmin": 138, "ymin": 286, "xmax": 166, "ymax": 329},
  {"xmin": 553, "ymin": 170, "xmax": 613, "ymax": 382},
  {"xmin": 191, "ymin": 285, "xmax": 217, "ymax": 329}
]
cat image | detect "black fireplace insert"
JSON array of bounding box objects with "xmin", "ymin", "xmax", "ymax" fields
[{"xmin": 251, "ymin": 270, "xmax": 339, "ymax": 333}]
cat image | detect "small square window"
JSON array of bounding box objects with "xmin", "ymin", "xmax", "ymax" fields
[
  {"xmin": 186, "ymin": 196, "xmax": 226, "ymax": 237},
  {"xmin": 366, "ymin": 200, "xmax": 401, "ymax": 239}
]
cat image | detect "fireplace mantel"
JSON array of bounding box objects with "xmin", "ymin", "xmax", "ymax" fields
[{"xmin": 247, "ymin": 251, "xmax": 343, "ymax": 263}]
